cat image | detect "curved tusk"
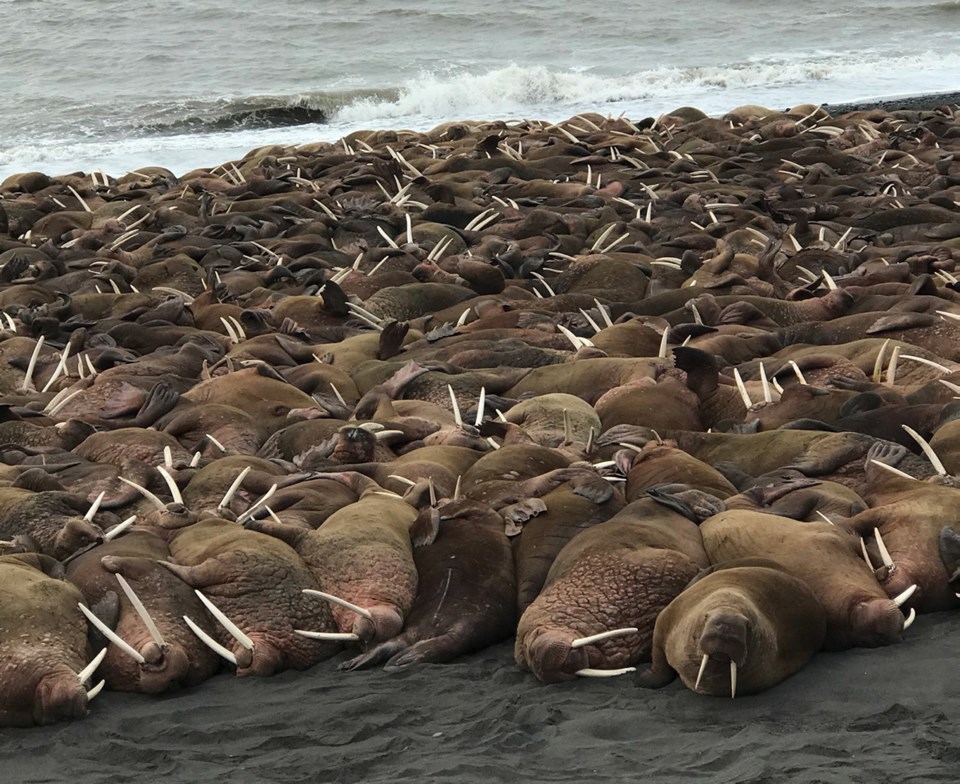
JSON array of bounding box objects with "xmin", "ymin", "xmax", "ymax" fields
[
  {"xmin": 759, "ymin": 363, "xmax": 772, "ymax": 403},
  {"xmin": 574, "ymin": 667, "xmax": 637, "ymax": 677},
  {"xmin": 218, "ymin": 465, "xmax": 252, "ymax": 510},
  {"xmin": 21, "ymin": 335, "xmax": 45, "ymax": 392},
  {"xmin": 78, "ymin": 603, "xmax": 145, "ymax": 664},
  {"xmin": 84, "ymin": 491, "xmax": 105, "ymax": 521},
  {"xmin": 86, "ymin": 680, "xmax": 106, "ymax": 701},
  {"xmin": 733, "ymin": 368, "xmax": 753, "ymax": 410},
  {"xmin": 475, "ymin": 386, "xmax": 486, "ymax": 427},
  {"xmin": 205, "ymin": 433, "xmax": 228, "ymax": 453},
  {"xmin": 872, "ymin": 339, "xmax": 890, "ymax": 383},
  {"xmin": 302, "ymin": 588, "xmax": 373, "ymax": 620},
  {"xmin": 901, "ymin": 425, "xmax": 948, "ymax": 476},
  {"xmin": 104, "ymin": 515, "xmax": 137, "ymax": 542},
  {"xmin": 156, "ymin": 466, "xmax": 185, "ymax": 505},
  {"xmin": 874, "ymin": 528, "xmax": 895, "ymax": 570},
  {"xmin": 886, "ymin": 345, "xmax": 901, "ymax": 386},
  {"xmin": 77, "ymin": 647, "xmax": 108, "ymax": 684},
  {"xmin": 294, "ymin": 630, "xmax": 360, "ymax": 642},
  {"xmin": 236, "ymin": 483, "xmax": 277, "ymax": 523},
  {"xmin": 893, "ymin": 584, "xmax": 917, "ymax": 607},
  {"xmin": 118, "ymin": 477, "xmax": 167, "ymax": 512},
  {"xmin": 869, "ymin": 459, "xmax": 915, "ymax": 481},
  {"xmin": 658, "ymin": 327, "xmax": 670, "ymax": 359},
  {"xmin": 163, "ymin": 445, "xmax": 173, "ymax": 469},
  {"xmin": 447, "ymin": 384, "xmax": 463, "ymax": 427},
  {"xmin": 860, "ymin": 538, "xmax": 875, "ymax": 571},
  {"xmin": 115, "ymin": 574, "xmax": 166, "ymax": 648},
  {"xmin": 195, "ymin": 590, "xmax": 254, "ymax": 651},
  {"xmin": 730, "ymin": 660, "xmax": 738, "ymax": 699},
  {"xmin": 695, "ymin": 653, "xmax": 709, "ymax": 691},
  {"xmin": 570, "ymin": 627, "xmax": 639, "ymax": 649},
  {"xmin": 902, "ymin": 607, "xmax": 916, "ymax": 630},
  {"xmin": 789, "ymin": 360, "xmax": 807, "ymax": 385},
  {"xmin": 183, "ymin": 615, "xmax": 237, "ymax": 665},
  {"xmin": 815, "ymin": 511, "xmax": 835, "ymax": 525}
]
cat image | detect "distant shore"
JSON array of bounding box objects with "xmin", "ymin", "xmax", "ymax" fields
[{"xmin": 821, "ymin": 90, "xmax": 960, "ymax": 114}]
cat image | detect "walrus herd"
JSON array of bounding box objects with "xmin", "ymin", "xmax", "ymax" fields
[{"xmin": 2, "ymin": 100, "xmax": 960, "ymax": 726}]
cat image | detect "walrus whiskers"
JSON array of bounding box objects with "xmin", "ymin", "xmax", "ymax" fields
[
  {"xmin": 901, "ymin": 425, "xmax": 948, "ymax": 476},
  {"xmin": 183, "ymin": 615, "xmax": 237, "ymax": 665},
  {"xmin": 570, "ymin": 627, "xmax": 639, "ymax": 648},
  {"xmin": 79, "ymin": 603, "xmax": 146, "ymax": 663},
  {"xmin": 116, "ymin": 574, "xmax": 166, "ymax": 648},
  {"xmin": 77, "ymin": 648, "xmax": 107, "ymax": 684},
  {"xmin": 302, "ymin": 588, "xmax": 373, "ymax": 620},
  {"xmin": 195, "ymin": 590, "xmax": 254, "ymax": 651}
]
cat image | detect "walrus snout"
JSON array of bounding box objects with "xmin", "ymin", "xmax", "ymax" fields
[
  {"xmin": 699, "ymin": 613, "xmax": 749, "ymax": 665},
  {"xmin": 522, "ymin": 631, "xmax": 588, "ymax": 683}
]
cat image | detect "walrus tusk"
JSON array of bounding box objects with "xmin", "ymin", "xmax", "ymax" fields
[
  {"xmin": 759, "ymin": 362, "xmax": 772, "ymax": 403},
  {"xmin": 294, "ymin": 630, "xmax": 360, "ymax": 642},
  {"xmin": 893, "ymin": 584, "xmax": 917, "ymax": 607},
  {"xmin": 447, "ymin": 384, "xmax": 463, "ymax": 427},
  {"xmin": 730, "ymin": 660, "xmax": 737, "ymax": 699},
  {"xmin": 387, "ymin": 474, "xmax": 417, "ymax": 487},
  {"xmin": 79, "ymin": 603, "xmax": 146, "ymax": 663},
  {"xmin": 901, "ymin": 425, "xmax": 948, "ymax": 476},
  {"xmin": 579, "ymin": 308, "xmax": 603, "ymax": 334},
  {"xmin": 218, "ymin": 466, "xmax": 251, "ymax": 510},
  {"xmin": 557, "ymin": 323, "xmax": 592, "ymax": 350},
  {"xmin": 195, "ymin": 590, "xmax": 254, "ymax": 651},
  {"xmin": 86, "ymin": 680, "xmax": 106, "ymax": 701},
  {"xmin": 20, "ymin": 335, "xmax": 44, "ymax": 392},
  {"xmin": 183, "ymin": 615, "xmax": 237, "ymax": 665},
  {"xmin": 872, "ymin": 339, "xmax": 890, "ymax": 383},
  {"xmin": 789, "ymin": 360, "xmax": 807, "ymax": 385},
  {"xmin": 475, "ymin": 386, "xmax": 486, "ymax": 427},
  {"xmin": 531, "ymin": 271, "xmax": 556, "ymax": 297},
  {"xmin": 46, "ymin": 388, "xmax": 85, "ymax": 418},
  {"xmin": 821, "ymin": 270, "xmax": 838, "ymax": 291},
  {"xmin": 116, "ymin": 574, "xmax": 166, "ymax": 649},
  {"xmin": 219, "ymin": 316, "xmax": 239, "ymax": 344},
  {"xmin": 376, "ymin": 225, "xmax": 400, "ymax": 249},
  {"xmin": 874, "ymin": 528, "xmax": 895, "ymax": 571},
  {"xmin": 695, "ymin": 653, "xmax": 709, "ymax": 690},
  {"xmin": 733, "ymin": 368, "xmax": 753, "ymax": 410},
  {"xmin": 886, "ymin": 345, "xmax": 901, "ymax": 386},
  {"xmin": 156, "ymin": 466, "xmax": 185, "ymax": 506},
  {"xmin": 594, "ymin": 298, "xmax": 614, "ymax": 328},
  {"xmin": 902, "ymin": 607, "xmax": 916, "ymax": 630},
  {"xmin": 869, "ymin": 459, "xmax": 915, "ymax": 482},
  {"xmin": 84, "ymin": 491, "xmax": 105, "ymax": 521},
  {"xmin": 163, "ymin": 446, "xmax": 173, "ymax": 469},
  {"xmin": 937, "ymin": 309, "xmax": 960, "ymax": 323},
  {"xmin": 815, "ymin": 511, "xmax": 834, "ymax": 526},
  {"xmin": 453, "ymin": 475, "xmax": 462, "ymax": 501},
  {"xmin": 302, "ymin": 588, "xmax": 374, "ymax": 620},
  {"xmin": 41, "ymin": 344, "xmax": 71, "ymax": 393},
  {"xmin": 860, "ymin": 538, "xmax": 876, "ymax": 570},
  {"xmin": 236, "ymin": 484, "xmax": 277, "ymax": 523},
  {"xmin": 118, "ymin": 477, "xmax": 167, "ymax": 512},
  {"xmin": 902, "ymin": 355, "xmax": 951, "ymax": 374},
  {"xmin": 190, "ymin": 451, "xmax": 202, "ymax": 468},
  {"xmin": 104, "ymin": 515, "xmax": 137, "ymax": 541},
  {"xmin": 570, "ymin": 627, "xmax": 639, "ymax": 648},
  {"xmin": 77, "ymin": 648, "xmax": 108, "ymax": 684},
  {"xmin": 658, "ymin": 327, "xmax": 670, "ymax": 359},
  {"xmin": 574, "ymin": 667, "xmax": 637, "ymax": 678},
  {"xmin": 455, "ymin": 306, "xmax": 472, "ymax": 327}
]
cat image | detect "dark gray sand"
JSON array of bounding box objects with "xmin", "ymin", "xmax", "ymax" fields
[
  {"xmin": 3, "ymin": 611, "xmax": 957, "ymax": 783},
  {"xmin": 822, "ymin": 90, "xmax": 960, "ymax": 115}
]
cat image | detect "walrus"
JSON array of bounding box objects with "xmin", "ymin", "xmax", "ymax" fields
[{"xmin": 637, "ymin": 559, "xmax": 826, "ymax": 698}]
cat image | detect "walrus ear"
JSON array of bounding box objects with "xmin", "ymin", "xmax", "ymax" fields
[{"xmin": 410, "ymin": 507, "xmax": 441, "ymax": 548}]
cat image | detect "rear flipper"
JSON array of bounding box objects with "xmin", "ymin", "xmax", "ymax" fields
[
  {"xmin": 383, "ymin": 634, "xmax": 464, "ymax": 670},
  {"xmin": 339, "ymin": 639, "xmax": 407, "ymax": 672}
]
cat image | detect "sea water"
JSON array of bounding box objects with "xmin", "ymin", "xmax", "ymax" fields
[{"xmin": 1, "ymin": 0, "xmax": 958, "ymax": 178}]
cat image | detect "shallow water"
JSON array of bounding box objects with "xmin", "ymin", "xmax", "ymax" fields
[{"xmin": 2, "ymin": 0, "xmax": 958, "ymax": 177}]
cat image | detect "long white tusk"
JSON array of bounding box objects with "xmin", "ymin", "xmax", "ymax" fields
[
  {"xmin": 893, "ymin": 584, "xmax": 917, "ymax": 607},
  {"xmin": 733, "ymin": 368, "xmax": 753, "ymax": 409},
  {"xmin": 579, "ymin": 308, "xmax": 603, "ymax": 334},
  {"xmin": 195, "ymin": 590, "xmax": 254, "ymax": 651},
  {"xmin": 860, "ymin": 538, "xmax": 876, "ymax": 570},
  {"xmin": 759, "ymin": 363, "xmax": 772, "ymax": 403},
  {"xmin": 86, "ymin": 680, "xmax": 106, "ymax": 701},
  {"xmin": 730, "ymin": 660, "xmax": 737, "ymax": 699},
  {"xmin": 453, "ymin": 475, "xmax": 462, "ymax": 501},
  {"xmin": 815, "ymin": 510, "xmax": 834, "ymax": 525},
  {"xmin": 869, "ymin": 459, "xmax": 915, "ymax": 481},
  {"xmin": 118, "ymin": 477, "xmax": 167, "ymax": 512},
  {"xmin": 84, "ymin": 491, "xmax": 105, "ymax": 521},
  {"xmin": 901, "ymin": 424, "xmax": 948, "ymax": 476},
  {"xmin": 294, "ymin": 629, "xmax": 360, "ymax": 642},
  {"xmin": 104, "ymin": 515, "xmax": 137, "ymax": 541},
  {"xmin": 695, "ymin": 653, "xmax": 709, "ymax": 691},
  {"xmin": 570, "ymin": 627, "xmax": 639, "ymax": 648},
  {"xmin": 874, "ymin": 528, "xmax": 895, "ymax": 570},
  {"xmin": 302, "ymin": 588, "xmax": 373, "ymax": 620},
  {"xmin": 218, "ymin": 466, "xmax": 251, "ymax": 510},
  {"xmin": 789, "ymin": 360, "xmax": 807, "ymax": 385},
  {"xmin": 190, "ymin": 451, "xmax": 202, "ymax": 468},
  {"xmin": 594, "ymin": 298, "xmax": 614, "ymax": 328},
  {"xmin": 183, "ymin": 615, "xmax": 237, "ymax": 665},
  {"xmin": 872, "ymin": 339, "xmax": 890, "ymax": 383},
  {"xmin": 886, "ymin": 345, "xmax": 901, "ymax": 386},
  {"xmin": 163, "ymin": 446, "xmax": 173, "ymax": 469},
  {"xmin": 475, "ymin": 386, "xmax": 486, "ymax": 427},
  {"xmin": 557, "ymin": 324, "xmax": 587, "ymax": 350},
  {"xmin": 156, "ymin": 466, "xmax": 185, "ymax": 505},
  {"xmin": 205, "ymin": 433, "xmax": 227, "ymax": 453},
  {"xmin": 237, "ymin": 484, "xmax": 277, "ymax": 523},
  {"xmin": 20, "ymin": 335, "xmax": 44, "ymax": 392},
  {"xmin": 902, "ymin": 355, "xmax": 951, "ymax": 373},
  {"xmin": 78, "ymin": 603, "xmax": 145, "ymax": 663},
  {"xmin": 447, "ymin": 384, "xmax": 463, "ymax": 427},
  {"xmin": 47, "ymin": 388, "xmax": 85, "ymax": 418},
  {"xmin": 574, "ymin": 667, "xmax": 637, "ymax": 677},
  {"xmin": 658, "ymin": 327, "xmax": 670, "ymax": 359},
  {"xmin": 77, "ymin": 647, "xmax": 108, "ymax": 684},
  {"xmin": 902, "ymin": 607, "xmax": 916, "ymax": 630},
  {"xmin": 115, "ymin": 574, "xmax": 166, "ymax": 648}
]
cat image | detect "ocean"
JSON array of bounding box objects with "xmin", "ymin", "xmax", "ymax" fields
[{"xmin": 2, "ymin": 0, "xmax": 959, "ymax": 180}]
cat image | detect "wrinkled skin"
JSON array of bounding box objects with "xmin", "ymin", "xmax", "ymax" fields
[
  {"xmin": 163, "ymin": 519, "xmax": 340, "ymax": 676},
  {"xmin": 64, "ymin": 527, "xmax": 221, "ymax": 693},
  {"xmin": 700, "ymin": 509, "xmax": 908, "ymax": 650},
  {"xmin": 0, "ymin": 554, "xmax": 95, "ymax": 727},
  {"xmin": 0, "ymin": 487, "xmax": 103, "ymax": 559},
  {"xmin": 639, "ymin": 560, "xmax": 826, "ymax": 697},
  {"xmin": 515, "ymin": 498, "xmax": 709, "ymax": 683}
]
